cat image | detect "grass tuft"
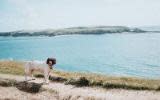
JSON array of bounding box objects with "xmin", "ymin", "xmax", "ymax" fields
[
  {"xmin": 34, "ymin": 74, "xmax": 44, "ymax": 78},
  {"xmin": 65, "ymin": 77, "xmax": 89, "ymax": 87},
  {"xmin": 102, "ymin": 82, "xmax": 151, "ymax": 90},
  {"xmin": 49, "ymin": 75, "xmax": 67, "ymax": 82},
  {"xmin": 156, "ymin": 86, "xmax": 160, "ymax": 91},
  {"xmin": 0, "ymin": 78, "xmax": 17, "ymax": 87}
]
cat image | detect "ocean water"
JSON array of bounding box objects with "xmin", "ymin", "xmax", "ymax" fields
[{"xmin": 0, "ymin": 33, "xmax": 160, "ymax": 79}]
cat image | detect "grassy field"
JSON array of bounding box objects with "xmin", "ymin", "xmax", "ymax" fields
[{"xmin": 0, "ymin": 60, "xmax": 160, "ymax": 91}]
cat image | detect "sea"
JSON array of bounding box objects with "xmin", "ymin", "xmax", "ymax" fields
[{"xmin": 0, "ymin": 32, "xmax": 160, "ymax": 79}]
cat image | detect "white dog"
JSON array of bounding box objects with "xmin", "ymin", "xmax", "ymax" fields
[{"xmin": 24, "ymin": 58, "xmax": 56, "ymax": 83}]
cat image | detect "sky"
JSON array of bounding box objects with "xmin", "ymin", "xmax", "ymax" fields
[{"xmin": 0, "ymin": 0, "xmax": 160, "ymax": 32}]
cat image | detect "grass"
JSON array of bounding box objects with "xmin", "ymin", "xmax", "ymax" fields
[
  {"xmin": 51, "ymin": 69, "xmax": 160, "ymax": 91},
  {"xmin": 0, "ymin": 60, "xmax": 24, "ymax": 75},
  {"xmin": 0, "ymin": 78, "xmax": 17, "ymax": 87},
  {"xmin": 0, "ymin": 60, "xmax": 160, "ymax": 91}
]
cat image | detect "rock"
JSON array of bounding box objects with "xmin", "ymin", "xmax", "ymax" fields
[{"xmin": 16, "ymin": 81, "xmax": 42, "ymax": 93}]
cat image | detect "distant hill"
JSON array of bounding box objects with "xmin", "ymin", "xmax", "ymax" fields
[
  {"xmin": 139, "ymin": 26, "xmax": 160, "ymax": 32},
  {"xmin": 0, "ymin": 26, "xmax": 146, "ymax": 37}
]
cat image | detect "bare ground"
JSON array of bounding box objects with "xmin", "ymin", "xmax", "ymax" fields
[{"xmin": 0, "ymin": 74, "xmax": 160, "ymax": 100}]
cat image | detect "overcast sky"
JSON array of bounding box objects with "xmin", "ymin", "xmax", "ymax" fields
[{"xmin": 0, "ymin": 0, "xmax": 160, "ymax": 31}]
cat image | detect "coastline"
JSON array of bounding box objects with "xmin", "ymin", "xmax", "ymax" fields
[
  {"xmin": 0, "ymin": 60, "xmax": 160, "ymax": 91},
  {"xmin": 0, "ymin": 60, "xmax": 160, "ymax": 100}
]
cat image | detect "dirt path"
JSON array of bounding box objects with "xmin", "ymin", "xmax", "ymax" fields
[{"xmin": 0, "ymin": 74, "xmax": 160, "ymax": 100}]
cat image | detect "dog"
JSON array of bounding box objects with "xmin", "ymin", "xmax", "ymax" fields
[{"xmin": 24, "ymin": 58, "xmax": 56, "ymax": 84}]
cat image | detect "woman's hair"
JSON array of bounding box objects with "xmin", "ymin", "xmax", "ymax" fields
[{"xmin": 46, "ymin": 58, "xmax": 56, "ymax": 65}]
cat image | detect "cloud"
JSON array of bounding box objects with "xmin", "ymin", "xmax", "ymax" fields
[{"xmin": 0, "ymin": 0, "xmax": 160, "ymax": 31}]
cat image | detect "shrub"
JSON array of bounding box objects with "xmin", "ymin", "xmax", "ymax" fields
[
  {"xmin": 65, "ymin": 77, "xmax": 89, "ymax": 87},
  {"xmin": 49, "ymin": 76, "xmax": 67, "ymax": 82},
  {"xmin": 89, "ymin": 80, "xmax": 103, "ymax": 86}
]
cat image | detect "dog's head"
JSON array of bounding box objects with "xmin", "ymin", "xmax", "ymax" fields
[{"xmin": 46, "ymin": 58, "xmax": 56, "ymax": 66}]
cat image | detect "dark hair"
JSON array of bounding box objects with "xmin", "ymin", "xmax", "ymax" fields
[{"xmin": 46, "ymin": 58, "xmax": 56, "ymax": 65}]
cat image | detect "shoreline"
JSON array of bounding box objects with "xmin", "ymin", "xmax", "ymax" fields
[
  {"xmin": 0, "ymin": 59, "xmax": 159, "ymax": 80},
  {"xmin": 0, "ymin": 60, "xmax": 160, "ymax": 91},
  {"xmin": 0, "ymin": 60, "xmax": 160, "ymax": 100}
]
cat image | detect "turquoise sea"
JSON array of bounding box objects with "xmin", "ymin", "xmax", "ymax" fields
[{"xmin": 0, "ymin": 33, "xmax": 160, "ymax": 79}]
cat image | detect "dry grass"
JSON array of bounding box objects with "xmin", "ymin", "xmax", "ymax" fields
[
  {"xmin": 0, "ymin": 61, "xmax": 24, "ymax": 75},
  {"xmin": 52, "ymin": 69, "xmax": 160, "ymax": 91},
  {"xmin": 0, "ymin": 60, "xmax": 160, "ymax": 91}
]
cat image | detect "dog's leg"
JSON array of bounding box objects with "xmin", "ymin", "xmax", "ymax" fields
[
  {"xmin": 25, "ymin": 74, "xmax": 32, "ymax": 81},
  {"xmin": 30, "ymin": 70, "xmax": 35, "ymax": 80},
  {"xmin": 25, "ymin": 72, "xmax": 27, "ymax": 81},
  {"xmin": 24, "ymin": 63, "xmax": 29, "ymax": 81},
  {"xmin": 44, "ymin": 73, "xmax": 47, "ymax": 83},
  {"xmin": 24, "ymin": 69, "xmax": 28, "ymax": 81},
  {"xmin": 31, "ymin": 74, "xmax": 35, "ymax": 80},
  {"xmin": 25, "ymin": 73, "xmax": 36, "ymax": 81},
  {"xmin": 46, "ymin": 73, "xmax": 49, "ymax": 83},
  {"xmin": 24, "ymin": 63, "xmax": 35, "ymax": 81},
  {"xmin": 44, "ymin": 72, "xmax": 49, "ymax": 84}
]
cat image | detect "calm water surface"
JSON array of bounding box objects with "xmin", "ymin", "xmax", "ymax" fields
[{"xmin": 0, "ymin": 33, "xmax": 160, "ymax": 79}]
